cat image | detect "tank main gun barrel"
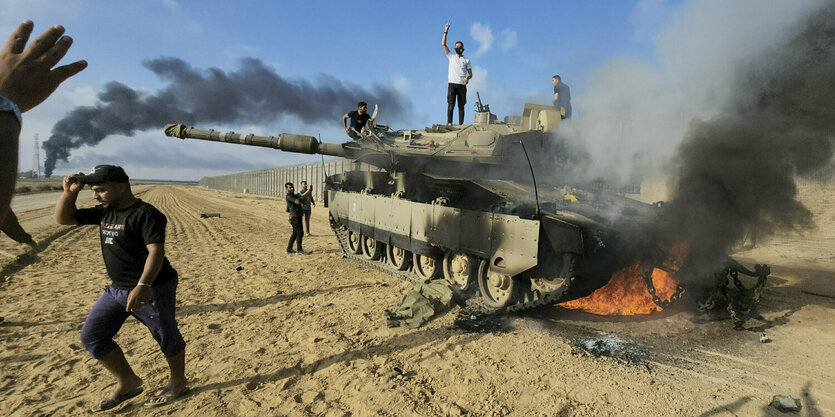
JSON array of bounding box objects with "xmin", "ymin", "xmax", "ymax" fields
[{"xmin": 163, "ymin": 124, "xmax": 346, "ymax": 157}]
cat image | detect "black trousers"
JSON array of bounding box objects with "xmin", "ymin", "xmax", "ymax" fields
[
  {"xmin": 303, "ymin": 209, "xmax": 312, "ymax": 233},
  {"xmin": 287, "ymin": 216, "xmax": 304, "ymax": 251},
  {"xmin": 447, "ymin": 83, "xmax": 467, "ymax": 124}
]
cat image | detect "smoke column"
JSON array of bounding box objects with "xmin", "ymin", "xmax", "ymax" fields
[
  {"xmin": 655, "ymin": 0, "xmax": 835, "ymax": 280},
  {"xmin": 43, "ymin": 58, "xmax": 407, "ymax": 176},
  {"xmin": 558, "ymin": 0, "xmax": 829, "ymax": 187}
]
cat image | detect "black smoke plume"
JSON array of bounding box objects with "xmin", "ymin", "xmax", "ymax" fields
[
  {"xmin": 651, "ymin": 1, "xmax": 835, "ymax": 281},
  {"xmin": 43, "ymin": 57, "xmax": 408, "ymax": 176}
]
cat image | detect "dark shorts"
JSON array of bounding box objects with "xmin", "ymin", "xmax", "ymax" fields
[{"xmin": 80, "ymin": 277, "xmax": 185, "ymax": 359}]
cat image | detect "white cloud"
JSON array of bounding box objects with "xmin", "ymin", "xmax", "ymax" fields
[
  {"xmin": 629, "ymin": 0, "xmax": 678, "ymax": 40},
  {"xmin": 498, "ymin": 29, "xmax": 517, "ymax": 52},
  {"xmin": 158, "ymin": 0, "xmax": 179, "ymax": 12},
  {"xmin": 467, "ymin": 65, "xmax": 488, "ymax": 95},
  {"xmin": 61, "ymin": 84, "xmax": 96, "ymax": 107},
  {"xmin": 469, "ymin": 22, "xmax": 493, "ymax": 57},
  {"xmin": 392, "ymin": 73, "xmax": 410, "ymax": 93}
]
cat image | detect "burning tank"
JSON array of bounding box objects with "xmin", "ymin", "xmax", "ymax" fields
[{"xmin": 163, "ymin": 98, "xmax": 769, "ymax": 316}]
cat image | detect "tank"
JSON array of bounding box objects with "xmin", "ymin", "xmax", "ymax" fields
[{"xmin": 163, "ymin": 100, "xmax": 769, "ymax": 314}]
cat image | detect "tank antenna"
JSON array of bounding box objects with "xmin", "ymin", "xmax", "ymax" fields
[{"xmin": 518, "ymin": 140, "xmax": 540, "ymax": 217}]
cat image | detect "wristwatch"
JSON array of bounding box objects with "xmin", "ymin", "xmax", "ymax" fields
[{"xmin": 0, "ymin": 96, "xmax": 22, "ymax": 126}]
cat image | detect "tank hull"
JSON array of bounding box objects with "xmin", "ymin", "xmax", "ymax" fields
[{"xmin": 327, "ymin": 188, "xmax": 625, "ymax": 311}]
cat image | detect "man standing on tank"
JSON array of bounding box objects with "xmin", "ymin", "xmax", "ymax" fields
[
  {"xmin": 552, "ymin": 75, "xmax": 572, "ymax": 119},
  {"xmin": 285, "ymin": 182, "xmax": 308, "ymax": 255},
  {"xmin": 442, "ymin": 22, "xmax": 472, "ymax": 125},
  {"xmin": 342, "ymin": 101, "xmax": 370, "ymax": 139}
]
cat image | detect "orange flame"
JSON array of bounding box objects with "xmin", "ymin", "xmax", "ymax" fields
[{"xmin": 558, "ymin": 263, "xmax": 680, "ymax": 315}]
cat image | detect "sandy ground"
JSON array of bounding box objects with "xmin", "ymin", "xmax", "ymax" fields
[{"xmin": 0, "ymin": 184, "xmax": 832, "ymax": 416}]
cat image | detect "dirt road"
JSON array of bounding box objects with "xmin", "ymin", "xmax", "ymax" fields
[{"xmin": 1, "ymin": 185, "xmax": 832, "ymax": 416}]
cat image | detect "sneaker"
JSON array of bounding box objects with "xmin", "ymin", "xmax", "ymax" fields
[
  {"xmin": 295, "ymin": 250, "xmax": 310, "ymax": 255},
  {"xmin": 285, "ymin": 249, "xmax": 295, "ymax": 254}
]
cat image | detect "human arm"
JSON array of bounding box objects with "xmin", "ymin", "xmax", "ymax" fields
[
  {"xmin": 554, "ymin": 91, "xmax": 559, "ymax": 102},
  {"xmin": 54, "ymin": 173, "xmax": 85, "ymax": 225},
  {"xmin": 287, "ymin": 193, "xmax": 301, "ymax": 206},
  {"xmin": 1, "ymin": 21, "xmax": 87, "ymax": 224},
  {"xmin": 126, "ymin": 242, "xmax": 164, "ymax": 312},
  {"xmin": 1, "ymin": 209, "xmax": 36, "ymax": 248},
  {"xmin": 342, "ymin": 113, "xmax": 351, "ymax": 135},
  {"xmin": 0, "ymin": 113, "xmax": 19, "ymax": 226},
  {"xmin": 464, "ymin": 67, "xmax": 473, "ymax": 85},
  {"xmin": 442, "ymin": 22, "xmax": 450, "ymax": 55}
]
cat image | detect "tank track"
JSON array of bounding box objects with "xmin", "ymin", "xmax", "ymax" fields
[{"xmin": 329, "ymin": 216, "xmax": 576, "ymax": 314}]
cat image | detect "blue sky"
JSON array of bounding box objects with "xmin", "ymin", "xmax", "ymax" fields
[{"xmin": 3, "ymin": 0, "xmax": 807, "ymax": 181}]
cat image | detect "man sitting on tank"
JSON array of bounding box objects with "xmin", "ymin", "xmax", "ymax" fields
[{"xmin": 342, "ymin": 101, "xmax": 370, "ymax": 139}]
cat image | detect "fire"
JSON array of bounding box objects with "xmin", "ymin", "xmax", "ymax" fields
[{"xmin": 558, "ymin": 263, "xmax": 680, "ymax": 315}]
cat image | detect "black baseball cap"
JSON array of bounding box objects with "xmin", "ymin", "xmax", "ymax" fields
[{"xmin": 75, "ymin": 165, "xmax": 130, "ymax": 184}]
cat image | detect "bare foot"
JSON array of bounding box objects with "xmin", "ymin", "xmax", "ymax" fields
[
  {"xmin": 91, "ymin": 376, "xmax": 143, "ymax": 412},
  {"xmin": 112, "ymin": 374, "xmax": 142, "ymax": 399},
  {"xmin": 145, "ymin": 379, "xmax": 189, "ymax": 407}
]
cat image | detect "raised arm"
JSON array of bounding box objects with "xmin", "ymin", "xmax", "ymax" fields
[
  {"xmin": 0, "ymin": 21, "xmax": 87, "ymax": 225},
  {"xmin": 55, "ymin": 174, "xmax": 84, "ymax": 225},
  {"xmin": 442, "ymin": 22, "xmax": 450, "ymax": 55},
  {"xmin": 342, "ymin": 113, "xmax": 350, "ymax": 135}
]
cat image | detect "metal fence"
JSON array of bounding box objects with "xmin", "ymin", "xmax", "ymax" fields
[{"xmin": 198, "ymin": 159, "xmax": 375, "ymax": 201}]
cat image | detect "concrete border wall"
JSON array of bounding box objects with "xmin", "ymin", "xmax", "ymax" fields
[{"xmin": 198, "ymin": 159, "xmax": 377, "ymax": 201}]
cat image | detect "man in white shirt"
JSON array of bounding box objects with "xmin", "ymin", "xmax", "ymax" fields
[{"xmin": 442, "ymin": 22, "xmax": 472, "ymax": 125}]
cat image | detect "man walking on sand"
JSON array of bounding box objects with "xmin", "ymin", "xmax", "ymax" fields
[{"xmin": 55, "ymin": 165, "xmax": 188, "ymax": 411}]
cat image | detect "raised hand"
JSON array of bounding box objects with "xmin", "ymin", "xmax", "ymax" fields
[
  {"xmin": 62, "ymin": 173, "xmax": 85, "ymax": 193},
  {"xmin": 0, "ymin": 20, "xmax": 87, "ymax": 112}
]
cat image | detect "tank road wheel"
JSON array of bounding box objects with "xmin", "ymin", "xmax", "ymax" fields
[
  {"xmin": 387, "ymin": 245, "xmax": 412, "ymax": 270},
  {"xmin": 413, "ymin": 253, "xmax": 441, "ymax": 280},
  {"xmin": 347, "ymin": 230, "xmax": 362, "ymax": 254},
  {"xmin": 361, "ymin": 236, "xmax": 383, "ymax": 260},
  {"xmin": 443, "ymin": 252, "xmax": 476, "ymax": 295},
  {"xmin": 476, "ymin": 259, "xmax": 520, "ymax": 308}
]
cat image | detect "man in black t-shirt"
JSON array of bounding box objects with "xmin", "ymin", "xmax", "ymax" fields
[
  {"xmin": 342, "ymin": 101, "xmax": 371, "ymax": 139},
  {"xmin": 55, "ymin": 165, "xmax": 188, "ymax": 411},
  {"xmin": 285, "ymin": 182, "xmax": 308, "ymax": 254}
]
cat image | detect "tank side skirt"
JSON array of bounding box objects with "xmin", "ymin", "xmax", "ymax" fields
[{"xmin": 329, "ymin": 209, "xmax": 578, "ymax": 313}]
